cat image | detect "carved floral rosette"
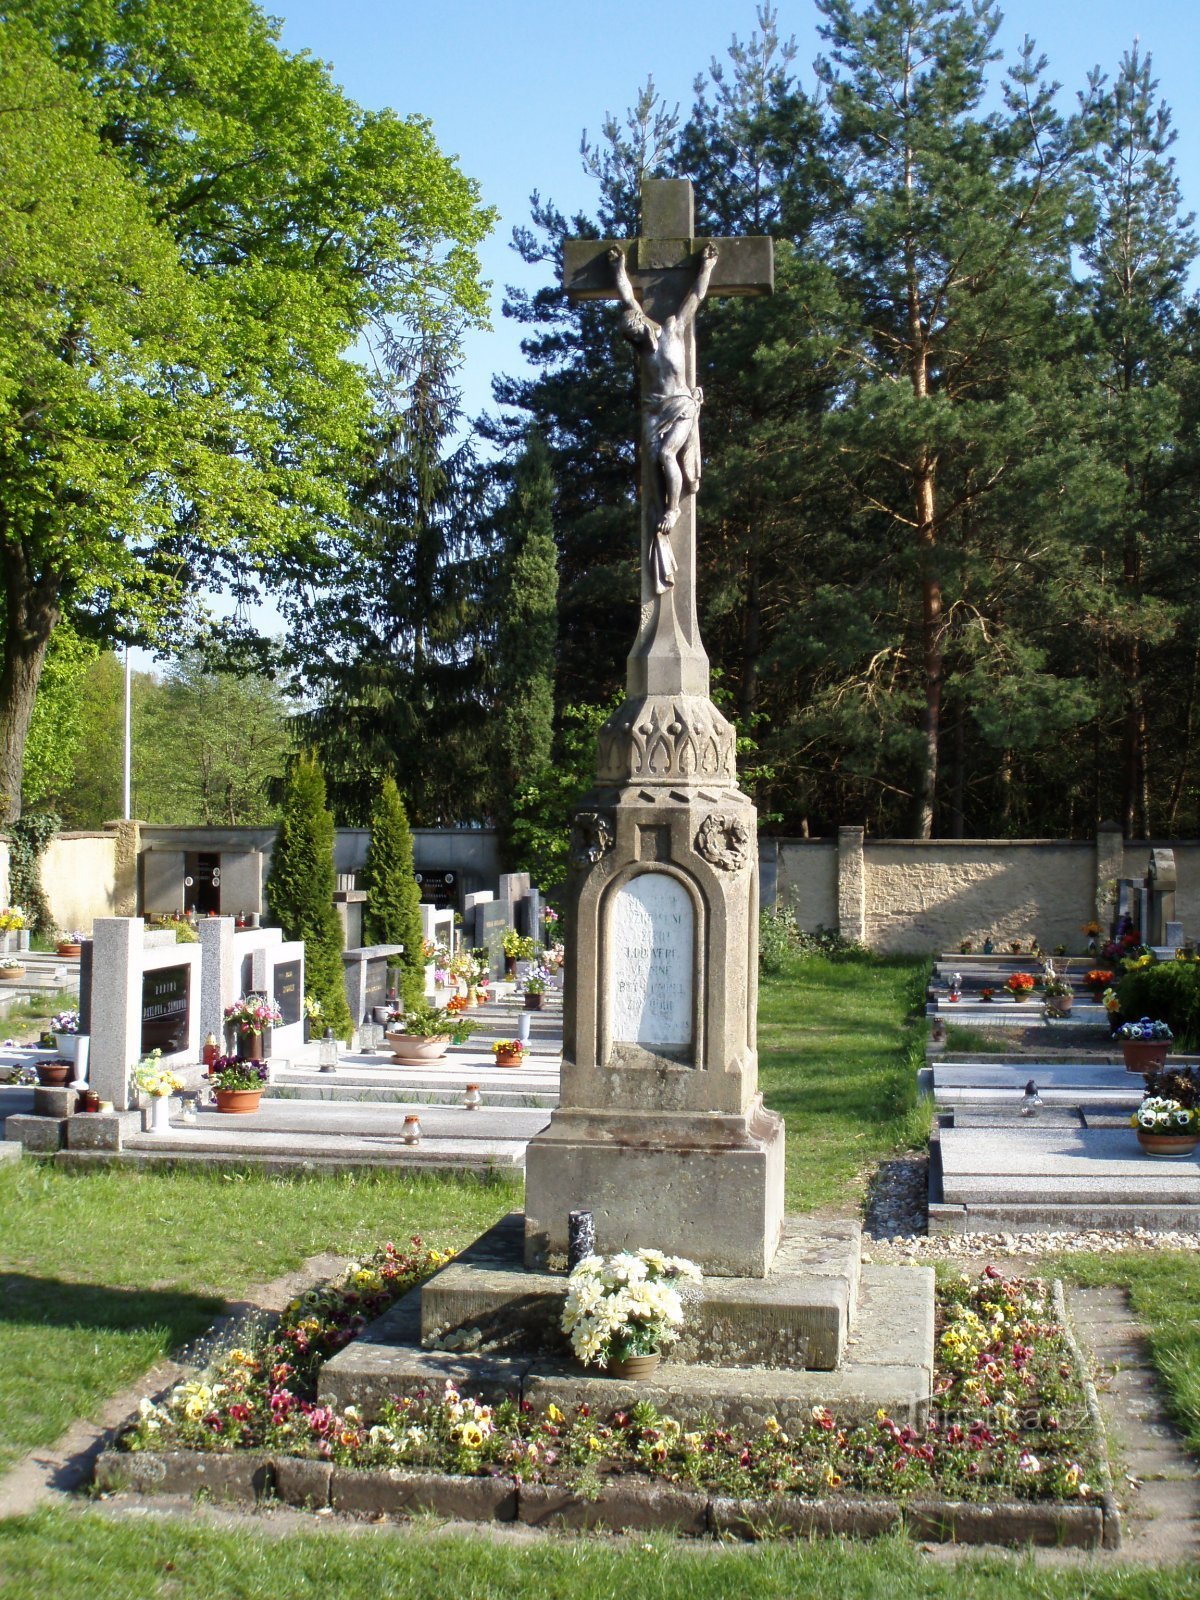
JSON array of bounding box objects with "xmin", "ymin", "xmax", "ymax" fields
[{"xmin": 597, "ymin": 696, "xmax": 736, "ymax": 784}]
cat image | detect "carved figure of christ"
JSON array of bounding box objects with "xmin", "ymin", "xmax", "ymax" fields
[
  {"xmin": 563, "ymin": 182, "xmax": 773, "ymax": 692},
  {"xmin": 609, "ymin": 240, "xmax": 718, "ymax": 593}
]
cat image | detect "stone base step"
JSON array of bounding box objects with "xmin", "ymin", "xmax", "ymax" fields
[
  {"xmin": 56, "ymin": 1145, "xmax": 524, "ymax": 1176},
  {"xmin": 929, "ymin": 1201, "xmax": 1200, "ymax": 1236},
  {"xmin": 319, "ymin": 1257, "xmax": 934, "ymax": 1431},
  {"xmin": 417, "ymin": 1212, "xmax": 861, "ymax": 1371}
]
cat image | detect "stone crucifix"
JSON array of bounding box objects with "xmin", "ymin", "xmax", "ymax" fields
[{"xmin": 563, "ymin": 179, "xmax": 773, "ymax": 700}]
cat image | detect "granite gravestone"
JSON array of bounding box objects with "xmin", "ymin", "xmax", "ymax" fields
[{"xmin": 523, "ymin": 179, "xmax": 784, "ymax": 1277}]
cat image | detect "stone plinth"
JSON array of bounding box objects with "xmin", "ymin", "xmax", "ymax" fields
[
  {"xmin": 523, "ymin": 745, "xmax": 784, "ymax": 1276},
  {"xmin": 422, "ymin": 1213, "xmax": 857, "ymax": 1369},
  {"xmin": 319, "ymin": 1245, "xmax": 934, "ymax": 1432}
]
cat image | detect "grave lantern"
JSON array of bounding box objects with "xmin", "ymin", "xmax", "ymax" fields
[
  {"xmin": 403, "ymin": 1113, "xmax": 422, "ymax": 1145},
  {"xmin": 463, "ymin": 1084, "xmax": 482, "ymax": 1111},
  {"xmin": 1020, "ymin": 1079, "xmax": 1043, "ymax": 1116},
  {"xmin": 318, "ymin": 1028, "xmax": 338, "ymax": 1074}
]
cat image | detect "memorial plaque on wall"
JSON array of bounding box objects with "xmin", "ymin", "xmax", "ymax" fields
[
  {"xmin": 141, "ymin": 964, "xmax": 191, "ymax": 1056},
  {"xmin": 414, "ymin": 869, "xmax": 457, "ymax": 908},
  {"xmin": 273, "ymin": 959, "xmax": 302, "ymax": 1027},
  {"xmin": 478, "ymin": 903, "xmax": 510, "ymax": 979}
]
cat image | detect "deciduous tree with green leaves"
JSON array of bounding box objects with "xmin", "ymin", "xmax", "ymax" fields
[
  {"xmin": 361, "ymin": 777, "xmax": 425, "ymax": 1009},
  {"xmin": 265, "ymin": 754, "xmax": 352, "ymax": 1040},
  {"xmin": 0, "ymin": 2, "xmax": 491, "ymax": 822}
]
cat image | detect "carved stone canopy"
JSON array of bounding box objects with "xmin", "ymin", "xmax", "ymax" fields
[{"xmin": 597, "ymin": 695, "xmax": 737, "ymax": 786}]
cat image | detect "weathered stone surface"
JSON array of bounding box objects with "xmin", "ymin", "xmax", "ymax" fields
[
  {"xmin": 709, "ymin": 1495, "xmax": 901, "ymax": 1540},
  {"xmin": 33, "ymin": 1086, "xmax": 75, "ymax": 1118},
  {"xmin": 272, "ymin": 1455, "xmax": 332, "ymax": 1509},
  {"xmin": 521, "ymin": 1356, "xmax": 930, "ymax": 1432},
  {"xmin": 329, "ymin": 1467, "xmax": 517, "ymax": 1522},
  {"xmin": 0, "ymin": 1141, "xmax": 20, "ymax": 1164},
  {"xmin": 902, "ymin": 1499, "xmax": 1104, "ymax": 1549},
  {"xmin": 93, "ymin": 1448, "xmax": 273, "ymax": 1500},
  {"xmin": 423, "ymin": 1213, "xmax": 860, "ymax": 1370},
  {"xmin": 519, "ymin": 1481, "xmax": 708, "ymax": 1534},
  {"xmin": 4, "ymin": 1114, "xmax": 64, "ymax": 1152},
  {"xmin": 66, "ymin": 1112, "xmax": 122, "ymax": 1151}
]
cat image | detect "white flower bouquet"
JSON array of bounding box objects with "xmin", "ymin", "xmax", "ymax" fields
[
  {"xmin": 561, "ymin": 1248, "xmax": 701, "ymax": 1368},
  {"xmin": 1133, "ymin": 1095, "xmax": 1197, "ymax": 1133}
]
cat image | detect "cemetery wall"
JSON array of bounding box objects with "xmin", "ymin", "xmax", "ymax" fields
[
  {"xmin": 770, "ymin": 827, "xmax": 1196, "ymax": 954},
  {"xmin": 860, "ymin": 839, "xmax": 1092, "ymax": 954},
  {"xmin": 41, "ymin": 831, "xmax": 123, "ymax": 934},
  {"xmin": 774, "ymin": 840, "xmax": 838, "ymax": 929}
]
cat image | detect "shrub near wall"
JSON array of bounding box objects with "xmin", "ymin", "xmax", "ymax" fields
[{"xmin": 1116, "ymin": 960, "xmax": 1200, "ymax": 1049}]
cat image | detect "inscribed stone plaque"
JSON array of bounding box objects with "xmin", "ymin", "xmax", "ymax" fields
[
  {"xmin": 478, "ymin": 904, "xmax": 510, "ymax": 980},
  {"xmin": 362, "ymin": 957, "xmax": 388, "ymax": 1012},
  {"xmin": 273, "ymin": 959, "xmax": 302, "ymax": 1027},
  {"xmin": 609, "ymin": 874, "xmax": 693, "ymax": 1049},
  {"xmin": 141, "ymin": 964, "xmax": 191, "ymax": 1056},
  {"xmin": 415, "ymin": 869, "xmax": 457, "ymax": 908}
]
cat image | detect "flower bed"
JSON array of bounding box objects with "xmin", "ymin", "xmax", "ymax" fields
[{"xmin": 121, "ymin": 1261, "xmax": 1103, "ymax": 1514}]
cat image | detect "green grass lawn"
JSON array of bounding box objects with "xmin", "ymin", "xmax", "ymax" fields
[
  {"xmin": 3, "ymin": 956, "xmax": 1200, "ymax": 1594},
  {"xmin": 0, "ymin": 1163, "xmax": 517, "ymax": 1468},
  {"xmin": 1048, "ymin": 1250, "xmax": 1200, "ymax": 1457},
  {"xmin": 0, "ymin": 1512, "xmax": 1197, "ymax": 1599},
  {"xmin": 758, "ymin": 953, "xmax": 930, "ymax": 1211}
]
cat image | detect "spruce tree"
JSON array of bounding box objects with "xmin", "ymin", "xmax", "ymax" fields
[
  {"xmin": 266, "ymin": 753, "xmax": 353, "ymax": 1039},
  {"xmin": 362, "ymin": 776, "xmax": 425, "ymax": 1008},
  {"xmin": 491, "ymin": 433, "xmax": 559, "ymax": 860}
]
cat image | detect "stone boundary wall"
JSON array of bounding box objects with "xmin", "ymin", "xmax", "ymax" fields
[{"xmin": 767, "ymin": 825, "xmax": 1196, "ymax": 954}]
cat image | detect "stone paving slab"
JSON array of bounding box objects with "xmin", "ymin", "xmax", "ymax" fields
[
  {"xmin": 934, "ymin": 1063, "xmax": 1137, "ymax": 1092},
  {"xmin": 940, "ymin": 1127, "xmax": 1200, "ymax": 1206}
]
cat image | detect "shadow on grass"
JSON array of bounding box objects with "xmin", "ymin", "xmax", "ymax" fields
[{"xmin": 0, "ymin": 1273, "xmax": 221, "ymax": 1342}]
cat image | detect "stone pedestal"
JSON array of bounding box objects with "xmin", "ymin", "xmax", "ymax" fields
[{"xmin": 523, "ymin": 696, "xmax": 785, "ymax": 1277}]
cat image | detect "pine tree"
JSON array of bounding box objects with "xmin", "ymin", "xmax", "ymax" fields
[
  {"xmin": 491, "ymin": 433, "xmax": 559, "ymax": 859},
  {"xmin": 1075, "ymin": 47, "xmax": 1199, "ymax": 835},
  {"xmin": 292, "ymin": 329, "xmax": 495, "ymax": 824},
  {"xmin": 265, "ymin": 753, "xmax": 353, "ymax": 1040},
  {"xmin": 813, "ymin": 0, "xmax": 1082, "ymax": 835},
  {"xmin": 361, "ymin": 776, "xmax": 425, "ymax": 1008}
]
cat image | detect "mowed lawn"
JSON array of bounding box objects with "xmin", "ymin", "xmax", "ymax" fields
[
  {"xmin": 0, "ymin": 1163, "xmax": 517, "ymax": 1468},
  {"xmin": 757, "ymin": 953, "xmax": 930, "ymax": 1212}
]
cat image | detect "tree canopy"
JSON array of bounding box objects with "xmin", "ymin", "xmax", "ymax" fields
[{"xmin": 0, "ymin": 0, "xmax": 493, "ymax": 819}]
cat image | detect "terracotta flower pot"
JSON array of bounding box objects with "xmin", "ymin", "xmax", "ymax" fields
[
  {"xmin": 385, "ymin": 1033, "xmax": 450, "ymax": 1064},
  {"xmin": 1122, "ymin": 1039, "xmax": 1170, "ymax": 1074},
  {"xmin": 605, "ymin": 1352, "xmax": 661, "ymax": 1380},
  {"xmin": 56, "ymin": 942, "xmax": 82, "ymax": 958},
  {"xmin": 1136, "ymin": 1130, "xmax": 1198, "ymax": 1158},
  {"xmin": 36, "ymin": 1061, "xmax": 73, "ymax": 1087},
  {"xmin": 0, "ymin": 966, "xmax": 26, "ymax": 981},
  {"xmin": 494, "ymin": 1049, "xmax": 524, "ymax": 1068},
  {"xmin": 524, "ymin": 992, "xmax": 546, "ymax": 1011},
  {"xmin": 215, "ymin": 1088, "xmax": 263, "ymax": 1114}
]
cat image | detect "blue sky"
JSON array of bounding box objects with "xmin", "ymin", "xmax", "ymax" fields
[{"xmin": 269, "ymin": 0, "xmax": 1200, "ymax": 425}]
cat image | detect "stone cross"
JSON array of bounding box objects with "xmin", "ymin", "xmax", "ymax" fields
[{"xmin": 563, "ymin": 179, "xmax": 773, "ymax": 701}]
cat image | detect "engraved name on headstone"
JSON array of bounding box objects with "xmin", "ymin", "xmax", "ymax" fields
[
  {"xmin": 141, "ymin": 963, "xmax": 191, "ymax": 1056},
  {"xmin": 273, "ymin": 959, "xmax": 302, "ymax": 1027},
  {"xmin": 609, "ymin": 874, "xmax": 693, "ymax": 1049}
]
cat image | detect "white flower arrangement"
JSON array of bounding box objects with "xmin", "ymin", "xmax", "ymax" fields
[
  {"xmin": 561, "ymin": 1247, "xmax": 701, "ymax": 1368},
  {"xmin": 1133, "ymin": 1095, "xmax": 1197, "ymax": 1134}
]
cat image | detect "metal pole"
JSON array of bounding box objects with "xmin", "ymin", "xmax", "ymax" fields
[{"xmin": 123, "ymin": 644, "xmax": 131, "ymax": 821}]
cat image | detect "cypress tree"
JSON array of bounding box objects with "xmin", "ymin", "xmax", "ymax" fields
[
  {"xmin": 362, "ymin": 776, "xmax": 426, "ymax": 1008},
  {"xmin": 266, "ymin": 753, "xmax": 353, "ymax": 1040}
]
